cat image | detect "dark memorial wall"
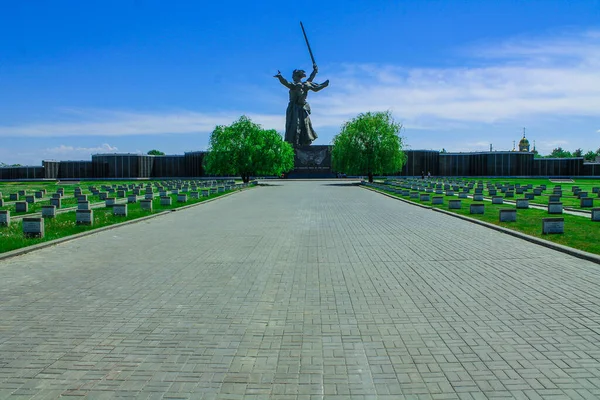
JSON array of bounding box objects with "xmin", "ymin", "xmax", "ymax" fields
[{"xmin": 2, "ymin": 151, "xmax": 600, "ymax": 180}]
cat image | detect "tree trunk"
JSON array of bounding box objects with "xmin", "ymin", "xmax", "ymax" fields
[
  {"xmin": 368, "ymin": 172, "xmax": 373, "ymax": 183},
  {"xmin": 242, "ymin": 175, "xmax": 250, "ymax": 183}
]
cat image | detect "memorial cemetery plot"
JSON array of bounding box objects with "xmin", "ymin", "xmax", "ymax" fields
[
  {"xmin": 0, "ymin": 179, "xmax": 255, "ymax": 254},
  {"xmin": 364, "ymin": 177, "xmax": 600, "ymax": 255}
]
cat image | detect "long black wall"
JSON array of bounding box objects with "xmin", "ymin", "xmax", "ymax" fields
[{"xmin": 1, "ymin": 150, "xmax": 599, "ymax": 179}]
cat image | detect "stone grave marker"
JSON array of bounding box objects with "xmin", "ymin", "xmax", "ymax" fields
[
  {"xmin": 548, "ymin": 202, "xmax": 563, "ymax": 214},
  {"xmin": 492, "ymin": 196, "xmax": 503, "ymax": 204},
  {"xmin": 419, "ymin": 194, "xmax": 430, "ymax": 202},
  {"xmin": 145, "ymin": 193, "xmax": 153, "ymax": 200},
  {"xmin": 23, "ymin": 217, "xmax": 44, "ymax": 238},
  {"xmin": 18, "ymin": 190, "xmax": 26, "ymax": 196},
  {"xmin": 525, "ymin": 193, "xmax": 535, "ymax": 200},
  {"xmin": 117, "ymin": 190, "xmax": 125, "ymax": 198},
  {"xmin": 488, "ymin": 189, "xmax": 497, "ymax": 196},
  {"xmin": 105, "ymin": 198, "xmax": 116, "ymax": 207},
  {"xmin": 10, "ymin": 193, "xmax": 19, "ymax": 201},
  {"xmin": 591, "ymin": 208, "xmax": 600, "ymax": 222},
  {"xmin": 432, "ymin": 196, "xmax": 443, "ymax": 205},
  {"xmin": 140, "ymin": 199, "xmax": 153, "ymax": 211},
  {"xmin": 458, "ymin": 192, "xmax": 467, "ymax": 199},
  {"xmin": 113, "ymin": 204, "xmax": 128, "ymax": 216},
  {"xmin": 470, "ymin": 203, "xmax": 485, "ymax": 214},
  {"xmin": 218, "ymin": 187, "xmax": 225, "ymax": 193},
  {"xmin": 127, "ymin": 195, "xmax": 138, "ymax": 203},
  {"xmin": 549, "ymin": 195, "xmax": 561, "ymax": 202},
  {"xmin": 445, "ymin": 190, "xmax": 454, "ymax": 196},
  {"xmin": 160, "ymin": 196, "xmax": 172, "ymax": 206},
  {"xmin": 78, "ymin": 201, "xmax": 91, "ymax": 210},
  {"xmin": 578, "ymin": 191, "xmax": 588, "ymax": 199},
  {"xmin": 75, "ymin": 209, "xmax": 93, "ymax": 225},
  {"xmin": 41, "ymin": 205, "xmax": 56, "ymax": 218},
  {"xmin": 15, "ymin": 201, "xmax": 28, "ymax": 213},
  {"xmin": 581, "ymin": 198, "xmax": 594, "ymax": 208},
  {"xmin": 516, "ymin": 199, "xmax": 529, "ymax": 209},
  {"xmin": 99, "ymin": 192, "xmax": 108, "ymax": 200},
  {"xmin": 190, "ymin": 191, "xmax": 200, "ymax": 199},
  {"xmin": 0, "ymin": 210, "xmax": 9, "ymax": 226},
  {"xmin": 542, "ymin": 218, "xmax": 564, "ymax": 234},
  {"xmin": 505, "ymin": 191, "xmax": 514, "ymax": 198},
  {"xmin": 409, "ymin": 192, "xmax": 419, "ymax": 199},
  {"xmin": 448, "ymin": 199, "xmax": 461, "ymax": 209},
  {"xmin": 35, "ymin": 191, "xmax": 44, "ymax": 199},
  {"xmin": 0, "ymin": 199, "xmax": 3, "ymax": 207},
  {"xmin": 177, "ymin": 194, "xmax": 188, "ymax": 203},
  {"xmin": 473, "ymin": 194, "xmax": 484, "ymax": 201},
  {"xmin": 593, "ymin": 187, "xmax": 599, "ymax": 194},
  {"xmin": 533, "ymin": 188, "xmax": 542, "ymax": 196},
  {"xmin": 50, "ymin": 198, "xmax": 61, "ymax": 208},
  {"xmin": 24, "ymin": 195, "xmax": 35, "ymax": 204},
  {"xmin": 499, "ymin": 209, "xmax": 516, "ymax": 222}
]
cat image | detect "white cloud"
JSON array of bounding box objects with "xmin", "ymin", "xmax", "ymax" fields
[
  {"xmin": 310, "ymin": 30, "xmax": 600, "ymax": 128},
  {"xmin": 1, "ymin": 29, "xmax": 600, "ymax": 155},
  {"xmin": 44, "ymin": 143, "xmax": 119, "ymax": 156}
]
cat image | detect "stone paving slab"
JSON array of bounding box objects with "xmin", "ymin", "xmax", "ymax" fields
[{"xmin": 0, "ymin": 180, "xmax": 599, "ymax": 399}]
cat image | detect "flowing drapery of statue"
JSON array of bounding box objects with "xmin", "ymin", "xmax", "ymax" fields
[{"xmin": 274, "ymin": 67, "xmax": 329, "ymax": 146}]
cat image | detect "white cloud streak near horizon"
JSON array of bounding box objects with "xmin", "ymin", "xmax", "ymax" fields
[{"xmin": 1, "ymin": 30, "xmax": 599, "ymax": 146}]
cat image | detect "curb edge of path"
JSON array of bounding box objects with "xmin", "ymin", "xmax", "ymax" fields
[
  {"xmin": 0, "ymin": 188, "xmax": 249, "ymax": 262},
  {"xmin": 361, "ymin": 185, "xmax": 600, "ymax": 265}
]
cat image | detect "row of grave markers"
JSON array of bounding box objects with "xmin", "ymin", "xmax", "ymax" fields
[
  {"xmin": 363, "ymin": 180, "xmax": 600, "ymax": 235},
  {"xmin": 0, "ymin": 180, "xmax": 257, "ymax": 238}
]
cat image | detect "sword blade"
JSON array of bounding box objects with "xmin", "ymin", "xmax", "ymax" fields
[{"xmin": 300, "ymin": 21, "xmax": 316, "ymax": 66}]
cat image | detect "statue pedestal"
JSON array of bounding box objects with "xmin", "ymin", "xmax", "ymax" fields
[{"xmin": 287, "ymin": 145, "xmax": 335, "ymax": 178}]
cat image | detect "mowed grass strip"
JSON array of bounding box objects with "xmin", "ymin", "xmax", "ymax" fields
[
  {"xmin": 371, "ymin": 184, "xmax": 600, "ymax": 255},
  {"xmin": 0, "ymin": 190, "xmax": 235, "ymax": 254}
]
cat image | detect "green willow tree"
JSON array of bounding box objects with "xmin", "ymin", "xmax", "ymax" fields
[
  {"xmin": 204, "ymin": 116, "xmax": 294, "ymax": 183},
  {"xmin": 331, "ymin": 111, "xmax": 406, "ymax": 182}
]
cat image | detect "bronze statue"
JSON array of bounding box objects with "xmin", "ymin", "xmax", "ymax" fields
[{"xmin": 274, "ymin": 22, "xmax": 329, "ymax": 147}]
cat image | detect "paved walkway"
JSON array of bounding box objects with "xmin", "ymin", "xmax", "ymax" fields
[{"xmin": 1, "ymin": 181, "xmax": 600, "ymax": 399}]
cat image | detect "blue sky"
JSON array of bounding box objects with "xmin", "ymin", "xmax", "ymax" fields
[{"xmin": 1, "ymin": 0, "xmax": 600, "ymax": 165}]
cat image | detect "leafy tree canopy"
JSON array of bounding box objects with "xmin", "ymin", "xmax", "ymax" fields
[
  {"xmin": 548, "ymin": 147, "xmax": 572, "ymax": 158},
  {"xmin": 204, "ymin": 116, "xmax": 294, "ymax": 182},
  {"xmin": 585, "ymin": 150, "xmax": 597, "ymax": 162},
  {"xmin": 147, "ymin": 149, "xmax": 165, "ymax": 155},
  {"xmin": 331, "ymin": 111, "xmax": 406, "ymax": 182}
]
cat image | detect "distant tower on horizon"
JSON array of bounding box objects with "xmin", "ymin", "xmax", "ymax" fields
[{"xmin": 518, "ymin": 127, "xmax": 530, "ymax": 152}]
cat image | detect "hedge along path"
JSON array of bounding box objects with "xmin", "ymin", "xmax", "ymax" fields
[
  {"xmin": 364, "ymin": 180, "xmax": 600, "ymax": 256},
  {"xmin": 0, "ymin": 182, "xmax": 255, "ymax": 254}
]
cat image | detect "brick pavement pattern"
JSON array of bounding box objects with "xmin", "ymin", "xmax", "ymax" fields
[{"xmin": 1, "ymin": 181, "xmax": 600, "ymax": 399}]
